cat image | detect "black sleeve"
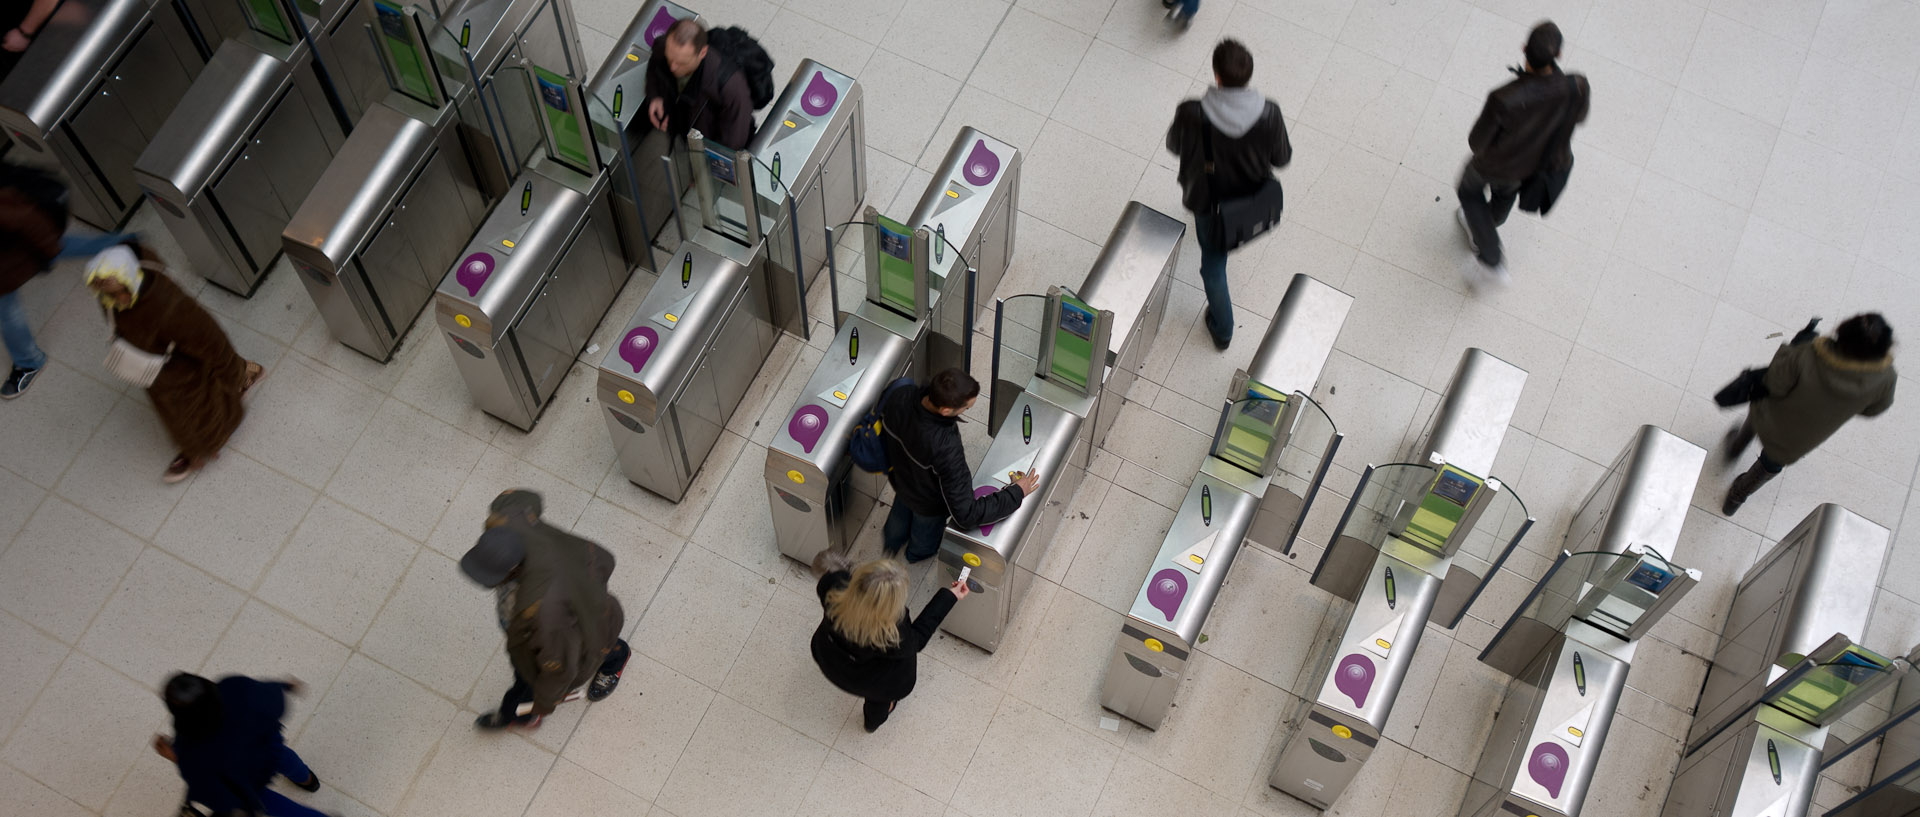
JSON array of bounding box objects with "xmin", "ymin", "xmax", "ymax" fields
[
  {"xmin": 935, "ymin": 439, "xmax": 1025, "ymax": 530},
  {"xmin": 1468, "ymin": 95, "xmax": 1502, "ymax": 156},
  {"xmin": 1571, "ymin": 75, "xmax": 1590, "ymax": 125},
  {"xmin": 902, "ymin": 589, "xmax": 958, "ymax": 652},
  {"xmin": 715, "ymin": 72, "xmax": 755, "ymax": 150},
  {"xmin": 643, "ymin": 51, "xmax": 671, "ymax": 106},
  {"xmin": 1268, "ymin": 102, "xmax": 1292, "ymax": 169}
]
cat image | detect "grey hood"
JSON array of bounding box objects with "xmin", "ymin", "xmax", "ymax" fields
[{"xmin": 1201, "ymin": 86, "xmax": 1265, "ymax": 138}]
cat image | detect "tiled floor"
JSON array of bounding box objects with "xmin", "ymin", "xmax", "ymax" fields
[{"xmin": 4, "ymin": 0, "xmax": 1920, "ymax": 815}]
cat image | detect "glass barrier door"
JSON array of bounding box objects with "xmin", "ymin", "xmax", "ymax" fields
[
  {"xmin": 1478, "ymin": 547, "xmax": 1691, "ymax": 678},
  {"xmin": 585, "ymin": 89, "xmax": 655, "ymax": 273},
  {"xmin": 371, "ymin": 0, "xmax": 446, "ymax": 106},
  {"xmin": 988, "ymin": 294, "xmax": 1048, "ymax": 435},
  {"xmin": 1270, "ymin": 391, "xmax": 1340, "ymax": 556},
  {"xmin": 1432, "ymin": 481, "xmax": 1533, "ymax": 629},
  {"xmin": 1309, "ymin": 462, "xmax": 1438, "ymax": 602}
]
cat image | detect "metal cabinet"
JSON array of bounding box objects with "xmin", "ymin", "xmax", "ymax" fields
[{"xmin": 72, "ymin": 26, "xmax": 199, "ymax": 214}]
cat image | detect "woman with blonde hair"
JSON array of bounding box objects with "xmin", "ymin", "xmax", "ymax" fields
[
  {"xmin": 86, "ymin": 242, "xmax": 263, "ymax": 482},
  {"xmin": 809, "ymin": 551, "xmax": 969, "ymax": 732}
]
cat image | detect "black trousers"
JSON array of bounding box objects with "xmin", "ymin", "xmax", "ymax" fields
[
  {"xmin": 1457, "ymin": 164, "xmax": 1523, "ymax": 266},
  {"xmin": 863, "ymin": 697, "xmax": 892, "ymax": 730},
  {"xmin": 497, "ymin": 639, "xmax": 631, "ymax": 722}
]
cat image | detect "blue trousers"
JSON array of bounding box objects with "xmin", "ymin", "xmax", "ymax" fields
[
  {"xmin": 258, "ymin": 745, "xmax": 325, "ymax": 817},
  {"xmin": 881, "ymin": 502, "xmax": 947, "ymax": 562},
  {"xmin": 1193, "ymin": 213, "xmax": 1232, "ymax": 346},
  {"xmin": 1174, "ymin": 0, "xmax": 1199, "ymax": 18},
  {"xmin": 0, "ymin": 233, "xmax": 136, "ymax": 371}
]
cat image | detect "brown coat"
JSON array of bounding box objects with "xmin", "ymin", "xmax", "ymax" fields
[
  {"xmin": 1751, "ymin": 338, "xmax": 1897, "ymax": 466},
  {"xmin": 110, "ymin": 257, "xmax": 249, "ymax": 460}
]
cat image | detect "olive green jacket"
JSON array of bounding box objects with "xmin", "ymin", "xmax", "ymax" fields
[
  {"xmin": 503, "ymin": 522, "xmax": 624, "ymax": 715},
  {"xmin": 1751, "ymin": 338, "xmax": 1897, "ymax": 466}
]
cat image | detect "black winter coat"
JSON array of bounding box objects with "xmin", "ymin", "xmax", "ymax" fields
[
  {"xmin": 643, "ymin": 49, "xmax": 755, "ymax": 150},
  {"xmin": 810, "ymin": 571, "xmax": 956, "ymax": 701},
  {"xmin": 1468, "ymin": 69, "xmax": 1590, "ymax": 182},
  {"xmin": 878, "ymin": 384, "xmax": 1024, "ymax": 529},
  {"xmin": 1166, "ymin": 98, "xmax": 1291, "ymax": 214}
]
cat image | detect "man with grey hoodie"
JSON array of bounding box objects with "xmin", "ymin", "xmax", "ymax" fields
[{"xmin": 1165, "ymin": 39, "xmax": 1291, "ymax": 350}]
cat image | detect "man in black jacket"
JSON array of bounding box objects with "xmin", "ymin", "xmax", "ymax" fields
[
  {"xmin": 1457, "ymin": 21, "xmax": 1590, "ymax": 286},
  {"xmin": 643, "ymin": 19, "xmax": 754, "ymax": 150},
  {"xmin": 1165, "ymin": 39, "xmax": 1291, "ymax": 351},
  {"xmin": 878, "ymin": 368, "xmax": 1037, "ymax": 562}
]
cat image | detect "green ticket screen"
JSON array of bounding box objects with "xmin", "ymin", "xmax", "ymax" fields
[
  {"xmin": 1049, "ymin": 294, "xmax": 1096, "ymax": 393},
  {"xmin": 1217, "ymin": 380, "xmax": 1287, "ymax": 474},
  {"xmin": 534, "ymin": 66, "xmax": 593, "ymax": 172},
  {"xmin": 875, "ymin": 215, "xmax": 917, "ymax": 317},
  {"xmin": 1401, "ymin": 464, "xmax": 1484, "ymax": 552},
  {"xmin": 375, "ymin": 2, "xmax": 436, "ymax": 104},
  {"xmin": 244, "ymin": 0, "xmax": 295, "ymax": 43},
  {"xmin": 1772, "ymin": 645, "xmax": 1892, "ymax": 723}
]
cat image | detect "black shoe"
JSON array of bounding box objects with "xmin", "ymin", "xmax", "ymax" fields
[
  {"xmin": 588, "ymin": 653, "xmax": 628, "ymax": 702},
  {"xmin": 1, "ymin": 366, "xmax": 40, "ymax": 399},
  {"xmin": 474, "ymin": 712, "xmax": 539, "ymax": 730},
  {"xmin": 293, "ymin": 772, "xmax": 320, "ymax": 793}
]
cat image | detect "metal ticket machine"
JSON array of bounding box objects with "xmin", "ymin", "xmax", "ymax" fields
[
  {"xmin": 586, "ymin": 0, "xmax": 696, "ymax": 268},
  {"xmin": 433, "ymin": 0, "xmax": 587, "ymax": 198},
  {"xmin": 132, "ymin": 0, "xmax": 379, "ymax": 295},
  {"xmin": 1101, "ymin": 274, "xmax": 1351, "ymax": 729},
  {"xmin": 1819, "ymin": 654, "xmax": 1920, "ymax": 817},
  {"xmin": 763, "ymin": 127, "xmax": 1018, "ymax": 566},
  {"xmin": 936, "ymin": 202, "xmax": 1183, "ymax": 653},
  {"xmin": 285, "ymin": 0, "xmax": 588, "ymax": 360},
  {"xmin": 1659, "ymin": 504, "xmax": 1903, "ymax": 817},
  {"xmin": 433, "ymin": 59, "xmax": 627, "ymax": 430},
  {"xmin": 1459, "ymin": 425, "xmax": 1707, "ymax": 817},
  {"xmin": 1270, "ymin": 347, "xmax": 1536, "ymax": 808},
  {"xmin": 0, "ymin": 0, "xmax": 208, "ymax": 230}
]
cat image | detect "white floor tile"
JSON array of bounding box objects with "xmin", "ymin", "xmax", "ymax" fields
[
  {"xmin": 1678, "ymin": 12, "xmax": 1806, "ymax": 125},
  {"xmin": 357, "ymin": 550, "xmax": 499, "ymax": 700},
  {"xmin": 227, "ymin": 356, "xmax": 382, "ymax": 490},
  {"xmin": 294, "ymin": 654, "xmax": 455, "ymax": 814},
  {"xmin": 833, "ymin": 655, "xmax": 1002, "ymax": 802},
  {"xmin": 153, "ymin": 451, "xmax": 315, "ymax": 588},
  {"xmin": 1721, "ymin": 214, "xmax": 1854, "ymax": 329},
  {"xmin": 968, "ymin": 9, "xmax": 1093, "ymax": 117},
  {"xmin": 1052, "ymin": 40, "xmax": 1197, "ymax": 161},
  {"xmin": 1581, "ymin": 0, "xmax": 1707, "ymax": 83},
  {"xmin": 952, "ymin": 696, "xmax": 1120, "ymax": 817},
  {"xmin": 1018, "ymin": 120, "xmax": 1152, "ymax": 244},
  {"xmin": 53, "ymin": 396, "xmax": 186, "ymax": 539},
  {"xmin": 1808, "ymin": 0, "xmax": 1920, "ymax": 87},
  {"xmin": 795, "ymin": 750, "xmax": 946, "ymax": 817},
  {"xmin": 1647, "ymin": 91, "xmax": 1780, "ymax": 210},
  {"xmin": 718, "ymin": 586, "xmax": 860, "ymax": 743},
  {"xmin": 0, "ymin": 498, "xmax": 145, "ymax": 643},
  {"xmin": 1751, "ymin": 130, "xmax": 1882, "ymax": 255},
  {"xmin": 0, "ymin": 610, "xmax": 69, "ymax": 739},
  {"xmin": 884, "ymin": 0, "xmax": 1009, "ymax": 81},
  {"xmin": 395, "ymin": 713, "xmax": 554, "ymax": 817},
  {"xmin": 0, "ymin": 652, "xmax": 161, "ymax": 810},
  {"xmin": 0, "ymin": 360, "xmax": 117, "ymax": 488},
  {"xmin": 1124, "ymin": 652, "xmax": 1293, "ymax": 798},
  {"xmin": 1578, "ymin": 256, "xmax": 1717, "ymax": 387},
  {"xmin": 525, "ymin": 759, "xmax": 653, "ymax": 817},
  {"xmin": 1337, "ymin": 0, "xmax": 1473, "ymax": 82},
  {"xmin": 1538, "ymin": 345, "xmax": 1684, "ymax": 465},
  {"xmin": 78, "ymin": 547, "xmax": 244, "ymax": 686},
  {"xmin": 633, "ymin": 544, "xmax": 775, "ymax": 687},
  {"xmin": 655, "ymin": 696, "xmax": 828, "ymax": 817},
  {"xmin": 255, "ymin": 498, "xmax": 419, "ymax": 645},
  {"xmin": 562, "ymin": 653, "xmax": 714, "ymax": 802},
  {"xmin": 199, "ymin": 600, "xmax": 350, "ymax": 737},
  {"xmin": 853, "ymin": 50, "xmax": 963, "ymax": 163}
]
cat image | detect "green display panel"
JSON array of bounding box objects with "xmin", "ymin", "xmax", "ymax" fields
[
  {"xmin": 533, "ymin": 66, "xmax": 592, "ymax": 172},
  {"xmin": 375, "ymin": 1, "xmax": 437, "ymax": 105},
  {"xmin": 874, "ymin": 215, "xmax": 917, "ymax": 317},
  {"xmin": 1400, "ymin": 464, "xmax": 1484, "ymax": 552},
  {"xmin": 1772, "ymin": 645, "xmax": 1893, "ymax": 724},
  {"xmin": 243, "ymin": 0, "xmax": 295, "ymax": 43},
  {"xmin": 1048, "ymin": 292, "xmax": 1096, "ymax": 393},
  {"xmin": 1216, "ymin": 380, "xmax": 1287, "ymax": 475}
]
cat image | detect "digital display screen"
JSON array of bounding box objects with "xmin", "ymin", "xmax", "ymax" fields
[
  {"xmin": 1059, "ymin": 301, "xmax": 1095, "ymax": 339},
  {"xmin": 1430, "ymin": 470, "xmax": 1479, "ymax": 507},
  {"xmin": 1625, "ymin": 560, "xmax": 1675, "ymax": 594},
  {"xmin": 244, "ymin": 0, "xmax": 295, "ymax": 43},
  {"xmin": 535, "ymin": 66, "xmax": 593, "ymax": 172},
  {"xmin": 875, "ymin": 216, "xmax": 917, "ymax": 317}
]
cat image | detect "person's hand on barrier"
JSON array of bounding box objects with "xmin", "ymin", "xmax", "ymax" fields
[
  {"xmin": 1013, "ymin": 471, "xmax": 1040, "ymax": 497},
  {"xmin": 647, "ymin": 98, "xmax": 667, "ymax": 131}
]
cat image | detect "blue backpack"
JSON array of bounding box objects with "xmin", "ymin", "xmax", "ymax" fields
[{"xmin": 848, "ymin": 376, "xmax": 916, "ymax": 473}]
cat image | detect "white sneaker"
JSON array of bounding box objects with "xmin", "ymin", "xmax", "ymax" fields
[
  {"xmin": 1455, "ymin": 207, "xmax": 1478, "ymax": 254},
  {"xmin": 1458, "ymin": 256, "xmax": 1511, "ymax": 290}
]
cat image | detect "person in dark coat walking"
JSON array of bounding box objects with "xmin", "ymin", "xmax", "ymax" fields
[
  {"xmin": 878, "ymin": 368, "xmax": 1035, "ymax": 563},
  {"xmin": 810, "ymin": 552, "xmax": 970, "ymax": 732},
  {"xmin": 1722, "ymin": 314, "xmax": 1897, "ymax": 516},
  {"xmin": 643, "ymin": 18, "xmax": 755, "ymax": 150},
  {"xmin": 1457, "ymin": 21, "xmax": 1589, "ymax": 286},
  {"xmin": 1164, "ymin": 39, "xmax": 1292, "ymax": 350},
  {"xmin": 153, "ymin": 672, "xmax": 335, "ymax": 817},
  {"xmin": 0, "ymin": 161, "xmax": 136, "ymax": 399},
  {"xmin": 462, "ymin": 489, "xmax": 631, "ymax": 729}
]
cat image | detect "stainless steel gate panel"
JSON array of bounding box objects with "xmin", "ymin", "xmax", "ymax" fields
[
  {"xmin": 1073, "ymin": 202, "xmax": 1182, "ymax": 449},
  {"xmin": 748, "ymin": 59, "xmax": 863, "ymax": 334},
  {"xmin": 908, "ymin": 127, "xmax": 1020, "ymax": 374},
  {"xmin": 587, "ymin": 0, "xmax": 695, "ymax": 265},
  {"xmin": 0, "ymin": 0, "xmax": 204, "ymax": 228}
]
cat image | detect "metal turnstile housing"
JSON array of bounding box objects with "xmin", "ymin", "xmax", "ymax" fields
[
  {"xmin": 0, "ymin": 0, "xmax": 205, "ymax": 229},
  {"xmin": 598, "ymin": 241, "xmax": 776, "ymax": 501},
  {"xmin": 907, "ymin": 126, "xmax": 1020, "ymax": 373},
  {"xmin": 135, "ymin": 36, "xmax": 347, "ymax": 294},
  {"xmin": 434, "ymin": 160, "xmax": 628, "ymax": 430},
  {"xmin": 285, "ymin": 97, "xmax": 488, "ymax": 360},
  {"xmin": 746, "ymin": 59, "xmax": 864, "ymax": 334}
]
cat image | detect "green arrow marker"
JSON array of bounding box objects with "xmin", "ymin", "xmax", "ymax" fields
[
  {"xmin": 1574, "ymin": 653, "xmax": 1586, "ymax": 695},
  {"xmin": 1022, "ymin": 405, "xmax": 1032, "ymax": 444},
  {"xmin": 460, "ymin": 20, "xmax": 470, "ymax": 47},
  {"xmin": 1384, "ymin": 567, "xmax": 1396, "ymax": 609},
  {"xmin": 935, "ymin": 223, "xmax": 945, "ymax": 263},
  {"xmin": 1767, "ymin": 739, "xmax": 1781, "ymax": 784},
  {"xmin": 848, "ymin": 327, "xmax": 859, "ymax": 364},
  {"xmin": 519, "ymin": 181, "xmax": 532, "ymax": 215},
  {"xmin": 770, "ymin": 151, "xmax": 781, "ymax": 182},
  {"xmin": 612, "ymin": 85, "xmax": 623, "ymax": 118},
  {"xmin": 1201, "ymin": 485, "xmax": 1212, "ymax": 525},
  {"xmin": 680, "ymin": 253, "xmax": 692, "ymax": 288}
]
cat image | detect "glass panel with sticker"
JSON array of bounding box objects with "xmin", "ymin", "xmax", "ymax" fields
[
  {"xmin": 1212, "ymin": 380, "xmax": 1288, "ymax": 476},
  {"xmin": 1576, "ymin": 548, "xmax": 1684, "ymax": 638},
  {"xmin": 1046, "ymin": 291, "xmax": 1099, "ymax": 394},
  {"xmin": 373, "ymin": 1, "xmax": 442, "ymax": 105},
  {"xmin": 1767, "ymin": 644, "xmax": 1898, "ymax": 726},
  {"xmin": 529, "ymin": 65, "xmax": 595, "ymax": 173},
  {"xmin": 242, "ymin": 0, "xmax": 296, "ymax": 44},
  {"xmin": 1396, "ymin": 464, "xmax": 1486, "ymax": 553}
]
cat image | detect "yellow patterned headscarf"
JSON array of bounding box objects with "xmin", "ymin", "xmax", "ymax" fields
[{"xmin": 84, "ymin": 245, "xmax": 145, "ymax": 310}]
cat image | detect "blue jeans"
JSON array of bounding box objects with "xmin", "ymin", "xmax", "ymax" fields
[
  {"xmin": 1193, "ymin": 213, "xmax": 1232, "ymax": 346},
  {"xmin": 0, "ymin": 291, "xmax": 44, "ymax": 370},
  {"xmin": 59, "ymin": 233, "xmax": 135, "ymax": 261},
  {"xmin": 1174, "ymin": 0, "xmax": 1199, "ymax": 18},
  {"xmin": 882, "ymin": 502, "xmax": 947, "ymax": 562},
  {"xmin": 258, "ymin": 745, "xmax": 326, "ymax": 817}
]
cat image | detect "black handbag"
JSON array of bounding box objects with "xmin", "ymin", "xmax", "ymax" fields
[
  {"xmin": 1713, "ymin": 368, "xmax": 1770, "ymax": 408},
  {"xmin": 1201, "ymin": 123, "xmax": 1284, "ymax": 252}
]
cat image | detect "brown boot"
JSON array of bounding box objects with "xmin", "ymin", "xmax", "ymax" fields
[{"xmin": 1722, "ymin": 459, "xmax": 1777, "ymax": 516}]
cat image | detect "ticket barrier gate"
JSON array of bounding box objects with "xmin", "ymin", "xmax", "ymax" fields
[
  {"xmin": 1457, "ymin": 425, "xmax": 1707, "ymax": 817},
  {"xmin": 1659, "ymin": 504, "xmax": 1902, "ymax": 817},
  {"xmin": 1270, "ymin": 347, "xmax": 1535, "ymax": 808},
  {"xmin": 1101, "ymin": 274, "xmax": 1350, "ymax": 729},
  {"xmin": 434, "ymin": 0, "xmax": 589, "ymax": 198},
  {"xmin": 764, "ymin": 127, "xmax": 1016, "ymax": 565},
  {"xmin": 904, "ymin": 127, "xmax": 1020, "ymax": 374},
  {"xmin": 0, "ymin": 0, "xmax": 209, "ymax": 229},
  {"xmin": 935, "ymin": 202, "xmax": 1183, "ymax": 653},
  {"xmin": 587, "ymin": 0, "xmax": 696, "ymax": 268},
  {"xmin": 133, "ymin": 0, "xmax": 377, "ymax": 295},
  {"xmin": 285, "ymin": 0, "xmax": 593, "ymax": 359},
  {"xmin": 1820, "ymin": 655, "xmax": 1920, "ymax": 817},
  {"xmin": 434, "ymin": 64, "xmax": 628, "ymax": 430}
]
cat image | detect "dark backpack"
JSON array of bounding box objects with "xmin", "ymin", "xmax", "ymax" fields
[
  {"xmin": 707, "ymin": 27, "xmax": 776, "ymax": 110},
  {"xmin": 848, "ymin": 376, "xmax": 916, "ymax": 473}
]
